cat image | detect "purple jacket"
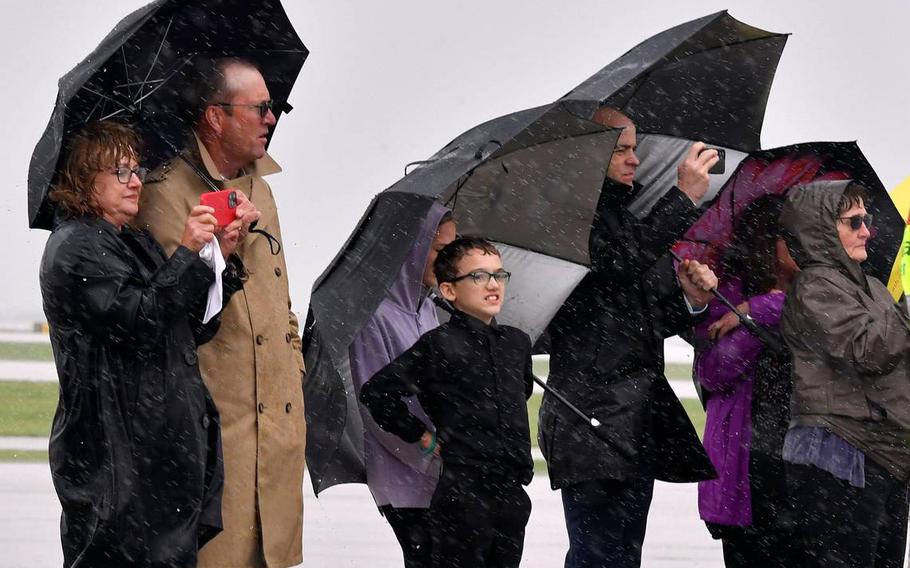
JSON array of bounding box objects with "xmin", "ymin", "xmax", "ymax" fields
[
  {"xmin": 694, "ymin": 278, "xmax": 785, "ymax": 526},
  {"xmin": 348, "ymin": 203, "xmax": 448, "ymax": 508}
]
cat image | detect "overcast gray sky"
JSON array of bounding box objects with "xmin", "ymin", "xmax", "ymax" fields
[{"xmin": 2, "ymin": 0, "xmax": 908, "ymax": 322}]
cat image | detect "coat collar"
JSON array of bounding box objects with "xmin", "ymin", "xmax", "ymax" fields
[
  {"xmin": 449, "ymin": 308, "xmax": 501, "ymax": 335},
  {"xmin": 191, "ymin": 132, "xmax": 282, "ymax": 184},
  {"xmin": 599, "ymin": 177, "xmax": 643, "ymax": 208}
]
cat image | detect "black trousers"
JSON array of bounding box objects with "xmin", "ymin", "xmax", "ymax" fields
[
  {"xmin": 430, "ymin": 469, "xmax": 531, "ymax": 568},
  {"xmin": 379, "ymin": 505, "xmax": 433, "ymax": 568},
  {"xmin": 560, "ymin": 476, "xmax": 655, "ymax": 568},
  {"xmin": 786, "ymin": 460, "xmax": 909, "ymax": 568},
  {"xmin": 707, "ymin": 523, "xmax": 802, "ymax": 568}
]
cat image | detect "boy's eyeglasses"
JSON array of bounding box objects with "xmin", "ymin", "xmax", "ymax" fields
[
  {"xmin": 213, "ymin": 100, "xmax": 274, "ymax": 119},
  {"xmin": 838, "ymin": 214, "xmax": 873, "ymax": 231},
  {"xmin": 447, "ymin": 270, "xmax": 512, "ymax": 285},
  {"xmin": 112, "ymin": 166, "xmax": 149, "ymax": 184}
]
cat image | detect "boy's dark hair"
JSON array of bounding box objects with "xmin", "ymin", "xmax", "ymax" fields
[
  {"xmin": 837, "ymin": 182, "xmax": 868, "ymax": 217},
  {"xmin": 434, "ymin": 237, "xmax": 501, "ymax": 283}
]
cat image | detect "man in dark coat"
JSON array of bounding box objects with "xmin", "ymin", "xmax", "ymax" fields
[{"xmin": 538, "ymin": 108, "xmax": 719, "ymax": 568}]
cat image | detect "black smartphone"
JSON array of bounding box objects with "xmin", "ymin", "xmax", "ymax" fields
[{"xmin": 703, "ymin": 147, "xmax": 725, "ymax": 175}]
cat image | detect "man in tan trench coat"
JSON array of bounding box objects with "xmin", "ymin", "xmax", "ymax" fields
[{"xmin": 136, "ymin": 57, "xmax": 305, "ymax": 568}]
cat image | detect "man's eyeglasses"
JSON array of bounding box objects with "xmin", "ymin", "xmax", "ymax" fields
[
  {"xmin": 213, "ymin": 100, "xmax": 274, "ymax": 119},
  {"xmin": 838, "ymin": 214, "xmax": 873, "ymax": 231},
  {"xmin": 447, "ymin": 270, "xmax": 512, "ymax": 285},
  {"xmin": 112, "ymin": 166, "xmax": 149, "ymax": 184}
]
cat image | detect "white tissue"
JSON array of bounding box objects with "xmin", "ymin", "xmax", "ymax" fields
[{"xmin": 198, "ymin": 236, "xmax": 226, "ymax": 324}]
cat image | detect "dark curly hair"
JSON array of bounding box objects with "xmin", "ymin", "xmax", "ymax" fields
[
  {"xmin": 49, "ymin": 121, "xmax": 141, "ymax": 219},
  {"xmin": 433, "ymin": 237, "xmax": 501, "ymax": 284}
]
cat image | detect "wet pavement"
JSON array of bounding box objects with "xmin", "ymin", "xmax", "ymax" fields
[{"xmin": 0, "ymin": 463, "xmax": 723, "ymax": 567}]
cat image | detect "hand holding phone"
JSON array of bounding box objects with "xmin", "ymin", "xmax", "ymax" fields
[
  {"xmin": 700, "ymin": 148, "xmax": 726, "ymax": 175},
  {"xmin": 200, "ymin": 190, "xmax": 238, "ymax": 227}
]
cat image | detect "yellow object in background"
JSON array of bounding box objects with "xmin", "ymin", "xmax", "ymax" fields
[{"xmin": 886, "ymin": 175, "xmax": 910, "ymax": 301}]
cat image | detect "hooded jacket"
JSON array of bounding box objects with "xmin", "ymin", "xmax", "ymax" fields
[
  {"xmin": 780, "ymin": 180, "xmax": 910, "ymax": 480},
  {"xmin": 348, "ymin": 203, "xmax": 448, "ymax": 508}
]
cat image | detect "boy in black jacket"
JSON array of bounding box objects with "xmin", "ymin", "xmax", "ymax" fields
[{"xmin": 360, "ymin": 237, "xmax": 534, "ymax": 568}]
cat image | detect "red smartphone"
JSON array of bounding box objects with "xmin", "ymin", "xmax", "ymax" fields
[{"xmin": 200, "ymin": 189, "xmax": 238, "ymax": 227}]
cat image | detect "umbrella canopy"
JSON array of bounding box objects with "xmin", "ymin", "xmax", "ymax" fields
[
  {"xmin": 304, "ymin": 11, "xmax": 790, "ymax": 495},
  {"xmin": 674, "ymin": 141, "xmax": 902, "ymax": 284},
  {"xmin": 304, "ymin": 104, "xmax": 620, "ymax": 493},
  {"xmin": 562, "ymin": 10, "xmax": 787, "ymax": 153},
  {"xmin": 28, "ymin": 0, "xmax": 307, "ymax": 230}
]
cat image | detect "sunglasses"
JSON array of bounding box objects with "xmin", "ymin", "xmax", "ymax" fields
[
  {"xmin": 447, "ymin": 270, "xmax": 512, "ymax": 285},
  {"xmin": 111, "ymin": 165, "xmax": 149, "ymax": 184},
  {"xmin": 838, "ymin": 214, "xmax": 873, "ymax": 231},
  {"xmin": 213, "ymin": 99, "xmax": 274, "ymax": 119}
]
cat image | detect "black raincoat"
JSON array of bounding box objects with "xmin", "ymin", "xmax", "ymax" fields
[
  {"xmin": 40, "ymin": 216, "xmax": 243, "ymax": 567},
  {"xmin": 539, "ymin": 179, "xmax": 715, "ymax": 489}
]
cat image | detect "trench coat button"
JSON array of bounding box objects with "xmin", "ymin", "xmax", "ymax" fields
[
  {"xmin": 274, "ymin": 267, "xmax": 282, "ymax": 277},
  {"xmin": 201, "ymin": 414, "xmax": 210, "ymax": 429},
  {"xmin": 162, "ymin": 274, "xmax": 177, "ymax": 285},
  {"xmin": 258, "ymin": 402, "xmax": 265, "ymax": 414},
  {"xmin": 256, "ymin": 334, "xmax": 265, "ymax": 345},
  {"xmin": 184, "ymin": 350, "xmax": 198, "ymax": 365},
  {"xmin": 285, "ymin": 402, "xmax": 292, "ymax": 413}
]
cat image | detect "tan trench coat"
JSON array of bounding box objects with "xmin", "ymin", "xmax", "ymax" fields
[{"xmin": 136, "ymin": 136, "xmax": 305, "ymax": 567}]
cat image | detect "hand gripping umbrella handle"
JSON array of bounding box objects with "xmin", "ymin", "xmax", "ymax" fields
[{"xmin": 669, "ymin": 251, "xmax": 785, "ymax": 354}]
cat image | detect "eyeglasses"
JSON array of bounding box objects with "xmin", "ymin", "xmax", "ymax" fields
[
  {"xmin": 838, "ymin": 214, "xmax": 873, "ymax": 231},
  {"xmin": 447, "ymin": 270, "xmax": 512, "ymax": 285},
  {"xmin": 213, "ymin": 100, "xmax": 274, "ymax": 119},
  {"xmin": 111, "ymin": 165, "xmax": 149, "ymax": 184}
]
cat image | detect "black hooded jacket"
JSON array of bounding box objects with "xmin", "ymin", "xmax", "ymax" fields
[
  {"xmin": 40, "ymin": 216, "xmax": 243, "ymax": 567},
  {"xmin": 539, "ymin": 179, "xmax": 715, "ymax": 488}
]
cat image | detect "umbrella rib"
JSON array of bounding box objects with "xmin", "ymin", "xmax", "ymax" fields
[
  {"xmin": 138, "ymin": 14, "xmax": 175, "ymax": 109},
  {"xmin": 120, "ymin": 45, "xmax": 133, "ymax": 101},
  {"xmin": 133, "ymin": 57, "xmax": 194, "ymax": 105}
]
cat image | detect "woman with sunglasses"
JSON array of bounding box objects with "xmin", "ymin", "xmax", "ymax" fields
[
  {"xmin": 40, "ymin": 120, "xmax": 253, "ymax": 567},
  {"xmin": 693, "ymin": 195, "xmax": 801, "ymax": 567},
  {"xmin": 780, "ymin": 181, "xmax": 910, "ymax": 568}
]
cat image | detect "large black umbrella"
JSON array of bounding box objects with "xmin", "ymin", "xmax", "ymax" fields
[
  {"xmin": 304, "ymin": 11, "xmax": 789, "ymax": 494},
  {"xmin": 304, "ymin": 104, "xmax": 620, "ymax": 492},
  {"xmin": 27, "ymin": 0, "xmax": 307, "ymax": 230}
]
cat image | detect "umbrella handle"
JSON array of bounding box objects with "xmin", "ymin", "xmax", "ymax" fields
[
  {"xmin": 669, "ymin": 251, "xmax": 785, "ymax": 353},
  {"xmin": 429, "ymin": 292, "xmax": 635, "ymax": 458}
]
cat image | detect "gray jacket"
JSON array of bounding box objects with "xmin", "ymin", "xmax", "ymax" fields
[{"xmin": 780, "ymin": 180, "xmax": 910, "ymax": 480}]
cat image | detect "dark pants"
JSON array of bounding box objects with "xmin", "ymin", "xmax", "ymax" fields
[
  {"xmin": 379, "ymin": 505, "xmax": 433, "ymax": 568},
  {"xmin": 561, "ymin": 477, "xmax": 654, "ymax": 568},
  {"xmin": 430, "ymin": 469, "xmax": 531, "ymax": 568},
  {"xmin": 786, "ymin": 460, "xmax": 910, "ymax": 568},
  {"xmin": 707, "ymin": 524, "xmax": 802, "ymax": 568}
]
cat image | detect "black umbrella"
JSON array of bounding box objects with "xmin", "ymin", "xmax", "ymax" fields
[
  {"xmin": 304, "ymin": 11, "xmax": 790, "ymax": 494},
  {"xmin": 304, "ymin": 104, "xmax": 621, "ymax": 492},
  {"xmin": 27, "ymin": 0, "xmax": 307, "ymax": 230}
]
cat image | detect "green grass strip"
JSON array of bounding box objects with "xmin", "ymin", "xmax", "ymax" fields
[
  {"xmin": 0, "ymin": 381, "xmax": 57, "ymax": 437},
  {"xmin": 0, "ymin": 449, "xmax": 48, "ymax": 463},
  {"xmin": 0, "ymin": 342, "xmax": 54, "ymax": 362}
]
